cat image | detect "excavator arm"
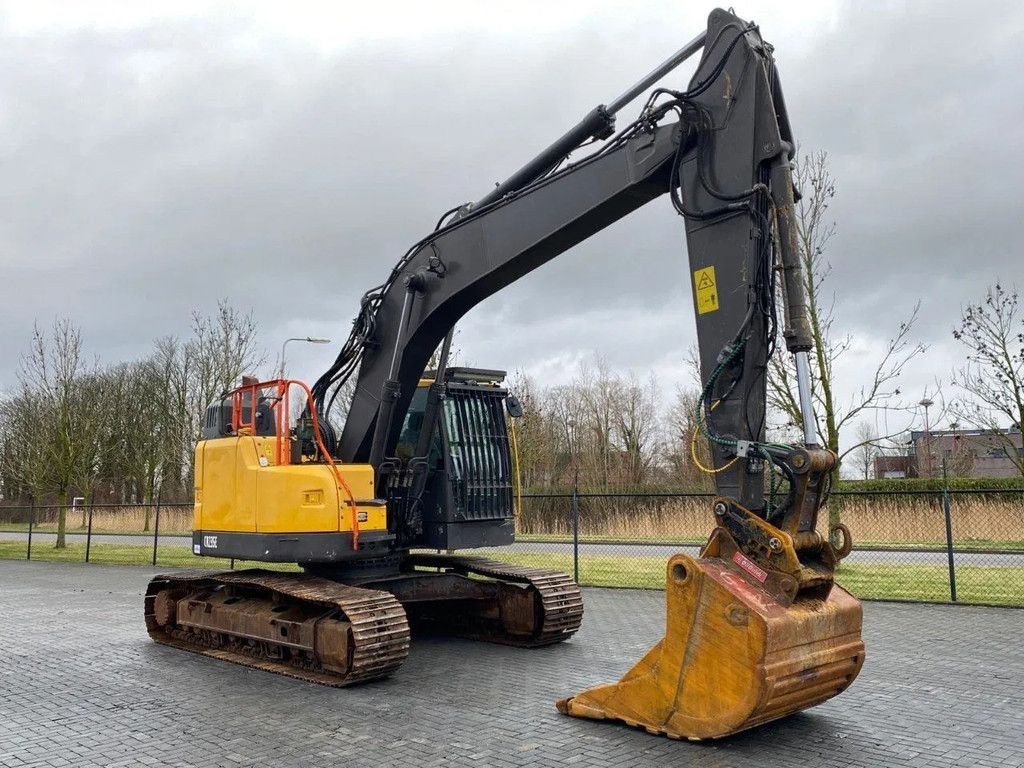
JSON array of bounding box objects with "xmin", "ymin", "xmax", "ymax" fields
[{"xmin": 335, "ymin": 120, "xmax": 682, "ymax": 463}]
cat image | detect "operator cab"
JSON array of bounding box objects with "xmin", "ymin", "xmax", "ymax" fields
[{"xmin": 395, "ymin": 367, "xmax": 518, "ymax": 550}]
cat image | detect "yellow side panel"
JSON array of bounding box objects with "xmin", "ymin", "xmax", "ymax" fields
[
  {"xmin": 196, "ymin": 438, "xmax": 251, "ymax": 532},
  {"xmin": 193, "ymin": 440, "xmax": 205, "ymax": 530},
  {"xmin": 195, "ymin": 435, "xmax": 386, "ymax": 536},
  {"xmin": 326, "ymin": 464, "xmax": 386, "ymax": 532},
  {"xmin": 333, "ymin": 462, "xmax": 376, "ymax": 500},
  {"xmin": 230, "ymin": 438, "xmax": 262, "ymax": 533},
  {"xmin": 194, "ymin": 438, "xmax": 252, "ymax": 536},
  {"xmin": 255, "ymin": 461, "xmax": 384, "ymax": 533},
  {"xmin": 256, "ymin": 464, "xmax": 340, "ymax": 533}
]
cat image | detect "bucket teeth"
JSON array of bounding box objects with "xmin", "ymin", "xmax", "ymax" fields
[{"xmin": 557, "ymin": 553, "xmax": 864, "ymax": 740}]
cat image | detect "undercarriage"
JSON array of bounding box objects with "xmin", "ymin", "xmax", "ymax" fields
[{"xmin": 145, "ymin": 554, "xmax": 584, "ymax": 686}]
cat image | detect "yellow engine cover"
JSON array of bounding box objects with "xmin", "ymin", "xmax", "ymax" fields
[
  {"xmin": 557, "ymin": 553, "xmax": 864, "ymax": 740},
  {"xmin": 193, "ymin": 436, "xmax": 386, "ymax": 536}
]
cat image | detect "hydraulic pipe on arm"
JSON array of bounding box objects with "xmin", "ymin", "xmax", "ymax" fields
[{"xmin": 472, "ymin": 28, "xmax": 707, "ymax": 211}]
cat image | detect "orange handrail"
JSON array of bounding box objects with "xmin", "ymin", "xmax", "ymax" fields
[{"xmin": 229, "ymin": 378, "xmax": 361, "ymax": 549}]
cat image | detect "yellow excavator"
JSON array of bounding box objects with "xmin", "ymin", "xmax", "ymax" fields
[{"xmin": 145, "ymin": 8, "xmax": 864, "ymax": 740}]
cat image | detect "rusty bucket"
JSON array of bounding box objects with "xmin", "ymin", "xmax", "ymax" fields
[{"xmin": 557, "ymin": 552, "xmax": 864, "ymax": 740}]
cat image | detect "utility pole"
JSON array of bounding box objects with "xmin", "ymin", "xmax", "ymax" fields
[{"xmin": 919, "ymin": 397, "xmax": 934, "ymax": 478}]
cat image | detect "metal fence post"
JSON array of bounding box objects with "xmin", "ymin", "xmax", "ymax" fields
[
  {"xmin": 27, "ymin": 496, "xmax": 35, "ymax": 561},
  {"xmin": 572, "ymin": 481, "xmax": 580, "ymax": 585},
  {"xmin": 152, "ymin": 492, "xmax": 161, "ymax": 567},
  {"xmin": 941, "ymin": 460, "xmax": 957, "ymax": 602},
  {"xmin": 85, "ymin": 496, "xmax": 94, "ymax": 563}
]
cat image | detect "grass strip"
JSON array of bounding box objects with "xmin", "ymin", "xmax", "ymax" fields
[{"xmin": 1, "ymin": 541, "xmax": 1019, "ymax": 606}]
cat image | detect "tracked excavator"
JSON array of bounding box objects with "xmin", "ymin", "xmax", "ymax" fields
[{"xmin": 145, "ymin": 8, "xmax": 864, "ymax": 740}]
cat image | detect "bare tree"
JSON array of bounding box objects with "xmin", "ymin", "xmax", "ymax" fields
[
  {"xmin": 663, "ymin": 384, "xmax": 714, "ymax": 490},
  {"xmin": 575, "ymin": 358, "xmax": 618, "ymax": 488},
  {"xmin": 544, "ymin": 382, "xmax": 586, "ymax": 486},
  {"xmin": 943, "ymin": 421, "xmax": 978, "ymax": 478},
  {"xmin": 615, "ymin": 373, "xmax": 659, "ymax": 487},
  {"xmin": 150, "ymin": 335, "xmax": 193, "ymax": 499},
  {"xmin": 506, "ymin": 371, "xmax": 557, "ymax": 490},
  {"xmin": 0, "ymin": 389, "xmax": 51, "ymax": 502},
  {"xmin": 851, "ymin": 421, "xmax": 878, "ymax": 480},
  {"xmin": 153, "ymin": 302, "xmax": 263, "ymax": 494},
  {"xmin": 186, "ymin": 301, "xmax": 263, "ymax": 431},
  {"xmin": 98, "ymin": 360, "xmax": 170, "ymax": 524},
  {"xmin": 950, "ymin": 283, "xmax": 1024, "ymax": 475},
  {"xmin": 15, "ymin": 320, "xmax": 108, "ymax": 547},
  {"xmin": 531, "ymin": 358, "xmax": 663, "ymax": 490},
  {"xmin": 768, "ymin": 151, "xmax": 927, "ymax": 503}
]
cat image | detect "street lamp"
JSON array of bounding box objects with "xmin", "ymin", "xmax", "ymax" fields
[
  {"xmin": 279, "ymin": 336, "xmax": 332, "ymax": 378},
  {"xmin": 919, "ymin": 397, "xmax": 934, "ymax": 478}
]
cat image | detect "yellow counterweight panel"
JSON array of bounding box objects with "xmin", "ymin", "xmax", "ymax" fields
[
  {"xmin": 192, "ymin": 441, "xmax": 205, "ymax": 530},
  {"xmin": 232, "ymin": 437, "xmax": 262, "ymax": 532},
  {"xmin": 194, "ymin": 438, "xmax": 247, "ymax": 532},
  {"xmin": 194, "ymin": 436, "xmax": 386, "ymax": 536}
]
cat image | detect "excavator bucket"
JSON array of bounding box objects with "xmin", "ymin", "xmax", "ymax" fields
[{"xmin": 557, "ymin": 552, "xmax": 864, "ymax": 740}]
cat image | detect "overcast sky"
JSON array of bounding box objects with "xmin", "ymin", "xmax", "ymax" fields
[{"xmin": 2, "ymin": 0, "xmax": 1022, "ymax": 443}]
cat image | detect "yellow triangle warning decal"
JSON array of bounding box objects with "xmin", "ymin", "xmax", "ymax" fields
[{"xmin": 693, "ymin": 266, "xmax": 719, "ymax": 315}]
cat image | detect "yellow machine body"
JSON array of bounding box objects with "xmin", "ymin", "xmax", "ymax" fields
[
  {"xmin": 193, "ymin": 436, "xmax": 386, "ymax": 538},
  {"xmin": 149, "ymin": 378, "xmax": 584, "ymax": 689},
  {"xmin": 557, "ymin": 551, "xmax": 864, "ymax": 740}
]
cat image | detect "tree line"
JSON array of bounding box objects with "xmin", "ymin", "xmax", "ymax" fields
[
  {"xmin": 0, "ymin": 303, "xmax": 261, "ymax": 546},
  {"xmin": 509, "ymin": 359, "xmax": 713, "ymax": 494}
]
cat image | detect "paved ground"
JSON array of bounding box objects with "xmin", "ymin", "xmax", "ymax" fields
[
  {"xmin": 3, "ymin": 530, "xmax": 1021, "ymax": 566},
  {"xmin": 0, "ymin": 561, "xmax": 1021, "ymax": 768}
]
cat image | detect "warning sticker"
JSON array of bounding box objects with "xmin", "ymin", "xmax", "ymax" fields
[
  {"xmin": 693, "ymin": 266, "xmax": 719, "ymax": 315},
  {"xmin": 732, "ymin": 551, "xmax": 768, "ymax": 583}
]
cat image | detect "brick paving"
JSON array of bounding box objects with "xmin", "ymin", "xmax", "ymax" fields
[{"xmin": 0, "ymin": 560, "xmax": 1021, "ymax": 768}]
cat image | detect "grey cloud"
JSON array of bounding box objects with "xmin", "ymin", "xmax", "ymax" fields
[
  {"xmin": 787, "ymin": 1, "xmax": 1024, "ymax": 344},
  {"xmin": 0, "ymin": 2, "xmax": 1021, "ymax": 402}
]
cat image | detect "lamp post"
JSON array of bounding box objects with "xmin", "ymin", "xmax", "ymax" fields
[
  {"xmin": 919, "ymin": 397, "xmax": 934, "ymax": 478},
  {"xmin": 279, "ymin": 336, "xmax": 332, "ymax": 379}
]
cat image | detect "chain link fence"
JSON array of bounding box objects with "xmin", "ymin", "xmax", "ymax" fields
[
  {"xmin": 1, "ymin": 487, "xmax": 1021, "ymax": 606},
  {"xmin": 500, "ymin": 486, "xmax": 1024, "ymax": 606},
  {"xmin": 0, "ymin": 498, "xmax": 237, "ymax": 569}
]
